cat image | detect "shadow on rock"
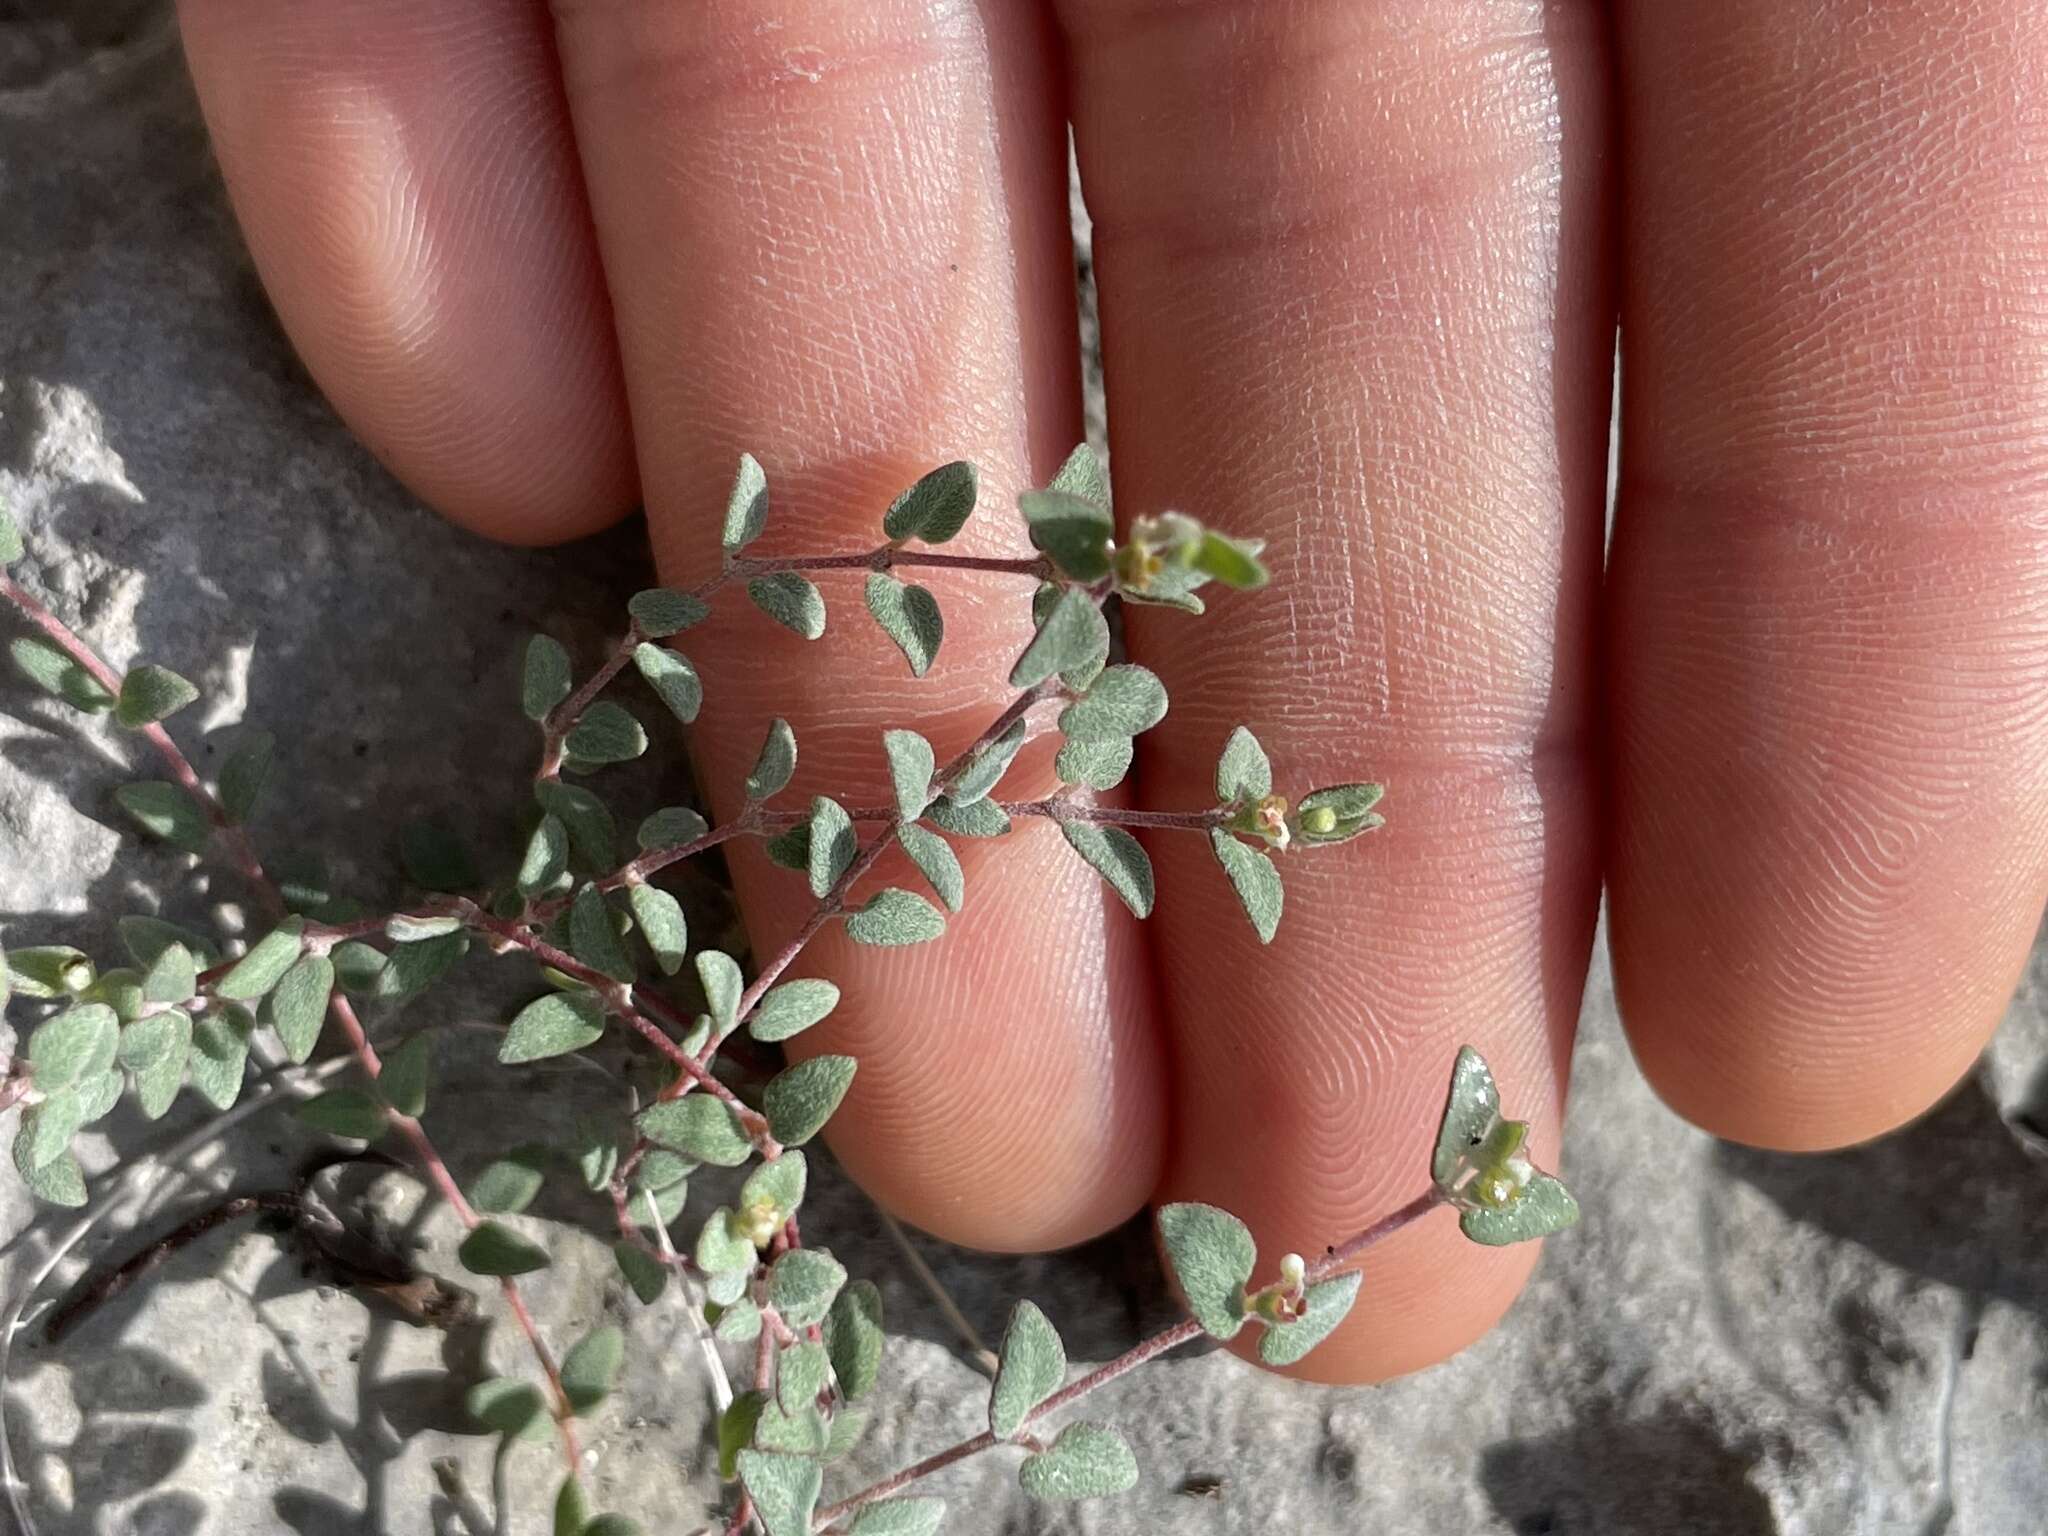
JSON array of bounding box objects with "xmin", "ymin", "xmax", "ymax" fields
[{"xmin": 1479, "ymin": 1405, "xmax": 1778, "ymax": 1536}]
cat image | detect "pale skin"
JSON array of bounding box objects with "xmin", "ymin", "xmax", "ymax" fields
[{"xmin": 174, "ymin": 0, "xmax": 2048, "ymax": 1383}]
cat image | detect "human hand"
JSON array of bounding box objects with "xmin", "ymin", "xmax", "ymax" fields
[{"xmin": 173, "ymin": 0, "xmax": 2048, "ymax": 1382}]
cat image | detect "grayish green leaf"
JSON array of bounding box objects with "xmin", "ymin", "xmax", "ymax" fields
[
  {"xmin": 714, "ymin": 1298, "xmax": 762, "ymax": 1341},
  {"xmin": 763, "ymin": 1055, "xmax": 856, "ymax": 1147},
  {"xmin": 825, "ymin": 1280, "xmax": 885, "ymax": 1401},
  {"xmin": 724, "ymin": 452, "xmax": 769, "ymax": 553},
  {"xmin": 522, "ymin": 634, "xmax": 572, "ymax": 722},
  {"xmin": 807, "ymin": 797, "xmax": 857, "ymax": 899},
  {"xmin": 639, "ymin": 1095, "xmax": 753, "ymax": 1167},
  {"xmin": 10, "ymin": 637, "xmax": 113, "ymax": 712},
  {"xmin": 896, "ymin": 823, "xmax": 963, "ymax": 913},
  {"xmin": 1187, "ymin": 530, "xmax": 1269, "ymax": 589},
  {"xmin": 638, "ymin": 806, "xmax": 710, "ymax": 850},
  {"xmin": 634, "ymin": 642, "xmax": 702, "ymax": 724},
  {"xmin": 1215, "ymin": 725, "xmax": 1272, "ymax": 803},
  {"xmin": 471, "ymin": 1147, "xmax": 550, "ymax": 1215},
  {"xmin": 768, "ymin": 1248, "xmax": 847, "ymax": 1329},
  {"xmin": 466, "ymin": 1377, "xmax": 548, "ymax": 1439},
  {"xmin": 1009, "ymin": 587, "xmax": 1108, "ymax": 689},
  {"xmin": 501, "ymin": 992, "xmax": 607, "ymax": 1064},
  {"xmin": 1295, "ymin": 781, "xmax": 1387, "ymax": 846},
  {"xmin": 378, "ymin": 931, "xmax": 467, "ymax": 996},
  {"xmin": 750, "ymin": 979, "xmax": 839, "ymax": 1043},
  {"xmin": 218, "ymin": 729, "xmax": 275, "ymax": 824},
  {"xmin": 1210, "ymin": 830, "xmax": 1283, "ymax": 944},
  {"xmin": 746, "ymin": 718, "xmax": 798, "ymax": 801},
  {"xmin": 270, "ymin": 953, "xmax": 334, "ymax": 1063},
  {"xmin": 378, "ymin": 1033, "xmax": 433, "ymax": 1117},
  {"xmin": 1433, "ymin": 1046, "xmax": 1499, "ymax": 1188},
  {"xmin": 747, "ymin": 572, "xmax": 826, "ymax": 639},
  {"xmin": 0, "ymin": 505, "xmax": 20, "ymax": 564},
  {"xmin": 1058, "ymin": 666, "xmax": 1167, "ymax": 742},
  {"xmin": 188, "ymin": 1009, "xmax": 252, "ymax": 1110},
  {"xmin": 20, "ymin": 1092, "xmax": 83, "ymax": 1173},
  {"xmin": 882, "ymin": 729, "xmax": 935, "ymax": 819},
  {"xmin": 6, "ymin": 944, "xmax": 94, "ymax": 999},
  {"xmin": 570, "ymin": 886, "xmax": 634, "ymax": 983},
  {"xmin": 561, "ymin": 1325, "xmax": 623, "ymax": 1413},
  {"xmin": 950, "ymin": 719, "xmax": 1025, "ymax": 805},
  {"xmin": 863, "ymin": 573, "xmax": 943, "ymax": 677},
  {"xmin": 554, "ymin": 1477, "xmax": 591, "ymax": 1536},
  {"xmin": 1157, "ymin": 1203, "xmax": 1255, "ymax": 1341},
  {"xmin": 1018, "ymin": 1422, "xmax": 1137, "ymax": 1501},
  {"xmin": 30, "ymin": 1004, "xmax": 118, "ymax": 1090},
  {"xmin": 217, "ymin": 919, "xmax": 305, "ymax": 1002},
  {"xmin": 705, "ymin": 1264, "xmax": 750, "ymax": 1308},
  {"xmin": 534, "ymin": 781, "xmax": 616, "ymax": 870},
  {"xmin": 740, "ymin": 1150, "xmax": 807, "ymax": 1227},
  {"xmin": 519, "ymin": 814, "xmax": 570, "ymax": 897},
  {"xmin": 629, "ymin": 884, "xmax": 688, "ymax": 975},
  {"xmin": 1047, "ymin": 441, "xmax": 1108, "ymax": 505},
  {"xmin": 114, "ymin": 781, "xmax": 208, "ymax": 850},
  {"xmin": 777, "ymin": 1339, "xmax": 829, "ymax": 1415},
  {"xmin": 74, "ymin": 1066, "xmax": 122, "ymax": 1126},
  {"xmin": 737, "ymin": 1450, "xmax": 821, "ymax": 1536},
  {"xmin": 115, "ymin": 664, "xmax": 198, "ymax": 729},
  {"xmin": 118, "ymin": 918, "xmax": 211, "ymax": 970},
  {"xmin": 824, "ymin": 1404, "xmax": 869, "ymax": 1461},
  {"xmin": 1459, "ymin": 1173, "xmax": 1580, "ymax": 1246},
  {"xmin": 630, "ymin": 587, "xmax": 710, "ymax": 637},
  {"xmin": 844, "ymin": 889, "xmax": 944, "ymax": 947},
  {"xmin": 14, "ymin": 1127, "xmax": 86, "ymax": 1207},
  {"xmin": 614, "ymin": 1239, "xmax": 670, "ymax": 1304},
  {"xmin": 719, "ymin": 1392, "xmax": 768, "ymax": 1478},
  {"xmin": 1059, "ymin": 822, "xmax": 1154, "ymax": 918},
  {"xmin": 458, "ymin": 1219, "xmax": 551, "ymax": 1277},
  {"xmin": 883, "ymin": 460, "xmax": 978, "ymax": 543},
  {"xmin": 1054, "ymin": 736, "xmax": 1133, "ymax": 791},
  {"xmin": 850, "ymin": 1498, "xmax": 945, "ymax": 1536},
  {"xmin": 990, "ymin": 1300, "xmax": 1065, "ymax": 1440},
  {"xmin": 119, "ymin": 1009, "xmax": 190, "ymax": 1119},
  {"xmin": 565, "ymin": 701, "xmax": 648, "ymax": 768},
  {"xmin": 296, "ymin": 1087, "xmax": 388, "ymax": 1141},
  {"xmin": 923, "ymin": 796, "xmax": 1009, "ymax": 838},
  {"xmin": 1257, "ymin": 1270, "xmax": 1364, "ymax": 1367},
  {"xmin": 696, "ymin": 948, "xmax": 743, "ymax": 1036},
  {"xmin": 1020, "ymin": 490, "xmax": 1114, "ymax": 582}
]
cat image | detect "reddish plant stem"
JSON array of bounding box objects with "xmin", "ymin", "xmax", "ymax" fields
[
  {"xmin": 537, "ymin": 628, "xmax": 644, "ymax": 780},
  {"xmin": 751, "ymin": 801, "xmax": 1227, "ymax": 833},
  {"xmin": 729, "ymin": 549, "xmax": 1052, "ymax": 580},
  {"xmin": 811, "ymin": 1188, "xmax": 1448, "ymax": 1530}
]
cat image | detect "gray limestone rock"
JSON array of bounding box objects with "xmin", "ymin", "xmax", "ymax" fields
[{"xmin": 2, "ymin": 8, "xmax": 2043, "ymax": 1535}]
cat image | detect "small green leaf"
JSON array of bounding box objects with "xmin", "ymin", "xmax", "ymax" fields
[
  {"xmin": 1210, "ymin": 830, "xmax": 1283, "ymax": 944},
  {"xmin": 1047, "ymin": 441, "xmax": 1109, "ymax": 505},
  {"xmin": 13, "ymin": 1119, "xmax": 87, "ymax": 1206},
  {"xmin": 863, "ymin": 573, "xmax": 944, "ymax": 678},
  {"xmin": 1215, "ymin": 726, "xmax": 1272, "ymax": 803},
  {"xmin": 1257, "ymin": 1270, "xmax": 1364, "ymax": 1366},
  {"xmin": 570, "ymin": 886, "xmax": 634, "ymax": 983},
  {"xmin": 882, "ymin": 729, "xmax": 935, "ymax": 820},
  {"xmin": 120, "ymin": 1009, "xmax": 190, "ymax": 1119},
  {"xmin": 188, "ymin": 1008, "xmax": 252, "ymax": 1110},
  {"xmin": 296, "ymin": 1087, "xmax": 389, "ymax": 1141},
  {"xmin": 747, "ymin": 573, "xmax": 826, "ymax": 639},
  {"xmin": 990, "ymin": 1300, "xmax": 1066, "ymax": 1439},
  {"xmin": 1187, "ymin": 530, "xmax": 1269, "ymax": 589},
  {"xmin": 767, "ymin": 1248, "xmax": 847, "ymax": 1329},
  {"xmin": 1295, "ymin": 782, "xmax": 1387, "ymax": 846},
  {"xmin": 1008, "ymin": 587, "xmax": 1109, "ymax": 690},
  {"xmin": 740, "ymin": 1149, "xmax": 808, "ymax": 1229},
  {"xmin": 114, "ymin": 781, "xmax": 208, "ymax": 851},
  {"xmin": 1157, "ymin": 1203, "xmax": 1255, "ymax": 1340},
  {"xmin": 724, "ymin": 452, "xmax": 770, "ymax": 553},
  {"xmin": 806, "ymin": 797, "xmax": 857, "ymax": 899},
  {"xmin": 850, "ymin": 1498, "xmax": 945, "ymax": 1536},
  {"xmin": 217, "ymin": 919, "xmax": 305, "ymax": 1002},
  {"xmin": 535, "ymin": 781, "xmax": 616, "ymax": 870},
  {"xmin": 1054, "ymin": 736, "xmax": 1133, "ymax": 791},
  {"xmin": 746, "ymin": 718, "xmax": 798, "ymax": 801},
  {"xmin": 613, "ymin": 1239, "xmax": 670, "ymax": 1304},
  {"xmin": 825, "ymin": 1280, "xmax": 885, "ymax": 1401},
  {"xmin": 561, "ymin": 1325, "xmax": 624, "ymax": 1414},
  {"xmin": 896, "ymin": 824, "xmax": 963, "ymax": 913},
  {"xmin": 115, "ymin": 665, "xmax": 198, "ymax": 729},
  {"xmin": 29, "ymin": 1003, "xmax": 119, "ymax": 1089},
  {"xmin": 0, "ymin": 505, "xmax": 21, "ymax": 564},
  {"xmin": 883, "ymin": 460, "xmax": 979, "ymax": 543},
  {"xmin": 844, "ymin": 888, "xmax": 945, "ymax": 947},
  {"xmin": 118, "ymin": 918, "xmax": 210, "ymax": 970},
  {"xmin": 950, "ymin": 719, "xmax": 1025, "ymax": 805},
  {"xmin": 458, "ymin": 1220, "xmax": 551, "ymax": 1277},
  {"xmin": 697, "ymin": 1208, "xmax": 755, "ymax": 1273},
  {"xmin": 1433, "ymin": 1046, "xmax": 1500, "ymax": 1188},
  {"xmin": 763, "ymin": 1055, "xmax": 856, "ymax": 1147},
  {"xmin": 1018, "ymin": 1422, "xmax": 1138, "ymax": 1501},
  {"xmin": 378, "ymin": 1033, "xmax": 433, "ymax": 1118},
  {"xmin": 21, "ymin": 1091, "xmax": 84, "ymax": 1173},
  {"xmin": 712, "ymin": 1297, "xmax": 762, "ymax": 1343},
  {"xmin": 628, "ymin": 884, "xmax": 688, "ymax": 975},
  {"xmin": 217, "ymin": 729, "xmax": 275, "ymax": 824},
  {"xmin": 471, "ymin": 1147, "xmax": 551, "ymax": 1215},
  {"xmin": 1459, "ymin": 1173, "xmax": 1581, "ymax": 1246},
  {"xmin": 1059, "ymin": 822, "xmax": 1154, "ymax": 918},
  {"xmin": 7, "ymin": 945, "xmax": 95, "ymax": 999},
  {"xmin": 581, "ymin": 1516, "xmax": 642, "ymax": 1536},
  {"xmin": 695, "ymin": 948, "xmax": 743, "ymax": 1036},
  {"xmin": 750, "ymin": 979, "xmax": 840, "ymax": 1043},
  {"xmin": 269, "ymin": 954, "xmax": 334, "ymax": 1063},
  {"xmin": 554, "ymin": 1477, "xmax": 592, "ymax": 1536},
  {"xmin": 81, "ymin": 966, "xmax": 143, "ymax": 1022},
  {"xmin": 501, "ymin": 992, "xmax": 607, "ymax": 1064},
  {"xmin": 634, "ymin": 642, "xmax": 703, "ymax": 724},
  {"xmin": 638, "ymin": 1095, "xmax": 753, "ymax": 1166},
  {"xmin": 10, "ymin": 637, "xmax": 114, "ymax": 712},
  {"xmin": 379, "ymin": 931, "xmax": 467, "ymax": 996},
  {"xmin": 638, "ymin": 806, "xmax": 710, "ymax": 850},
  {"xmin": 523, "ymin": 634, "xmax": 573, "ymax": 722},
  {"xmin": 1020, "ymin": 490, "xmax": 1114, "ymax": 582},
  {"xmin": 823, "ymin": 1404, "xmax": 869, "ymax": 1461},
  {"xmin": 1058, "ymin": 666, "xmax": 1168, "ymax": 742},
  {"xmin": 466, "ymin": 1377, "xmax": 549, "ymax": 1439},
  {"xmin": 737, "ymin": 1450, "xmax": 822, "ymax": 1536},
  {"xmin": 777, "ymin": 1339, "xmax": 829, "ymax": 1415},
  {"xmin": 630, "ymin": 587, "xmax": 710, "ymax": 637},
  {"xmin": 519, "ymin": 814, "xmax": 570, "ymax": 897},
  {"xmin": 565, "ymin": 701, "xmax": 648, "ymax": 768},
  {"xmin": 923, "ymin": 796, "xmax": 1010, "ymax": 838},
  {"xmin": 719, "ymin": 1392, "xmax": 768, "ymax": 1478}
]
